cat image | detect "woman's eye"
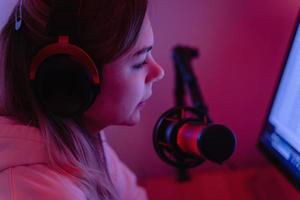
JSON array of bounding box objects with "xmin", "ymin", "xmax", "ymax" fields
[{"xmin": 133, "ymin": 60, "xmax": 147, "ymax": 70}]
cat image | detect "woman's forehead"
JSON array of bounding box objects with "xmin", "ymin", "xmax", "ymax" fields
[
  {"xmin": 107, "ymin": 16, "xmax": 153, "ymax": 65},
  {"xmin": 135, "ymin": 16, "xmax": 153, "ymax": 50},
  {"xmin": 125, "ymin": 16, "xmax": 153, "ymax": 58}
]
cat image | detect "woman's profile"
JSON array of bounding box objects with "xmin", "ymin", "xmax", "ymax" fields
[{"xmin": 0, "ymin": 0, "xmax": 164, "ymax": 199}]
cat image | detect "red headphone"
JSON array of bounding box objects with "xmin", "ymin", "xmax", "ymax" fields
[{"xmin": 28, "ymin": 0, "xmax": 101, "ymax": 117}]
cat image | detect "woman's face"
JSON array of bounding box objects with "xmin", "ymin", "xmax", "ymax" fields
[{"xmin": 83, "ymin": 17, "xmax": 164, "ymax": 133}]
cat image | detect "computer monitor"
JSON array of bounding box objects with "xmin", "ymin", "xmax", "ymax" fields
[{"xmin": 259, "ymin": 11, "xmax": 300, "ymax": 189}]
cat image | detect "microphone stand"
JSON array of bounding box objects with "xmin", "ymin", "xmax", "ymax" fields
[
  {"xmin": 172, "ymin": 45, "xmax": 211, "ymax": 181},
  {"xmin": 152, "ymin": 45, "xmax": 236, "ymax": 178},
  {"xmin": 173, "ymin": 46, "xmax": 211, "ymax": 122}
]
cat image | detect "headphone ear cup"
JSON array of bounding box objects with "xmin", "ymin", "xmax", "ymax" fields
[{"xmin": 33, "ymin": 54, "xmax": 100, "ymax": 117}]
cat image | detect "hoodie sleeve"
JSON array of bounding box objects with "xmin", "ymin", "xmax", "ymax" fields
[
  {"xmin": 0, "ymin": 164, "xmax": 86, "ymax": 200},
  {"xmin": 101, "ymin": 134, "xmax": 148, "ymax": 200}
]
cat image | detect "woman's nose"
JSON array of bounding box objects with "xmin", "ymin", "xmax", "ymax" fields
[{"xmin": 146, "ymin": 58, "xmax": 165, "ymax": 83}]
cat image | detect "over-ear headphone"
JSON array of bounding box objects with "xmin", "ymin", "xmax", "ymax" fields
[{"xmin": 28, "ymin": 0, "xmax": 100, "ymax": 118}]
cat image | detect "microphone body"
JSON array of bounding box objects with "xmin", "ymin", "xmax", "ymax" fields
[{"xmin": 153, "ymin": 107, "xmax": 236, "ymax": 169}]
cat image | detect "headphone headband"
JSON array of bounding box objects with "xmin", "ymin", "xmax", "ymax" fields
[{"xmin": 29, "ymin": 36, "xmax": 100, "ymax": 85}]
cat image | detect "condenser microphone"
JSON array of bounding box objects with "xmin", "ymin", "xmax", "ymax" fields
[
  {"xmin": 153, "ymin": 45, "xmax": 236, "ymax": 169},
  {"xmin": 153, "ymin": 107, "xmax": 236, "ymax": 169},
  {"xmin": 176, "ymin": 119, "xmax": 235, "ymax": 163}
]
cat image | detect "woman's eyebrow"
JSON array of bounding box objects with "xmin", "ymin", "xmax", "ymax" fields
[{"xmin": 133, "ymin": 46, "xmax": 153, "ymax": 57}]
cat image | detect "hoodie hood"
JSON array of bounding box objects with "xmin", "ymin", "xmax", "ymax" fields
[{"xmin": 0, "ymin": 116, "xmax": 49, "ymax": 172}]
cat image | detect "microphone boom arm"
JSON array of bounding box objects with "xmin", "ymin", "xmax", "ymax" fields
[{"xmin": 173, "ymin": 46, "xmax": 211, "ymax": 122}]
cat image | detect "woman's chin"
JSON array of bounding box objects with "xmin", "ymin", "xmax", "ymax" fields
[{"xmin": 120, "ymin": 112, "xmax": 141, "ymax": 126}]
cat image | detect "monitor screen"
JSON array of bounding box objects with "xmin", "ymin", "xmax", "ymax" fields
[{"xmin": 259, "ymin": 12, "xmax": 300, "ymax": 189}]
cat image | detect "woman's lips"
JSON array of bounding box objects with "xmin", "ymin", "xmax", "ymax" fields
[
  {"xmin": 138, "ymin": 95, "xmax": 151, "ymax": 108},
  {"xmin": 138, "ymin": 101, "xmax": 146, "ymax": 107}
]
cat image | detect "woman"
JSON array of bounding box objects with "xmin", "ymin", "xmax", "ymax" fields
[{"xmin": 0, "ymin": 0, "xmax": 164, "ymax": 199}]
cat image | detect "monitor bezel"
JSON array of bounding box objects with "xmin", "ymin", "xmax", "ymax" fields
[{"xmin": 258, "ymin": 9, "xmax": 300, "ymax": 191}]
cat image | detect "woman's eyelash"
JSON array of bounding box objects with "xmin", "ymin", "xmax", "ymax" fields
[{"xmin": 133, "ymin": 60, "xmax": 147, "ymax": 69}]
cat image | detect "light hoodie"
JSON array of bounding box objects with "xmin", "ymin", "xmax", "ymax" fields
[{"xmin": 0, "ymin": 116, "xmax": 148, "ymax": 200}]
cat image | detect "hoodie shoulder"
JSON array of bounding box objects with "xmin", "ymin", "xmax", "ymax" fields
[
  {"xmin": 102, "ymin": 133, "xmax": 148, "ymax": 200},
  {"xmin": 0, "ymin": 164, "xmax": 86, "ymax": 200}
]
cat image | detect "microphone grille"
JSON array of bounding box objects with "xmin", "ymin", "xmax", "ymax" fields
[{"xmin": 198, "ymin": 124, "xmax": 236, "ymax": 163}]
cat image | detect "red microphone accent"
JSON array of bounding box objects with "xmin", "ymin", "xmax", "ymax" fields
[{"xmin": 177, "ymin": 123, "xmax": 205, "ymax": 157}]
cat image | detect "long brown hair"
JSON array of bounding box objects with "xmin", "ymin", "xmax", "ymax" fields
[{"xmin": 0, "ymin": 0, "xmax": 148, "ymax": 199}]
